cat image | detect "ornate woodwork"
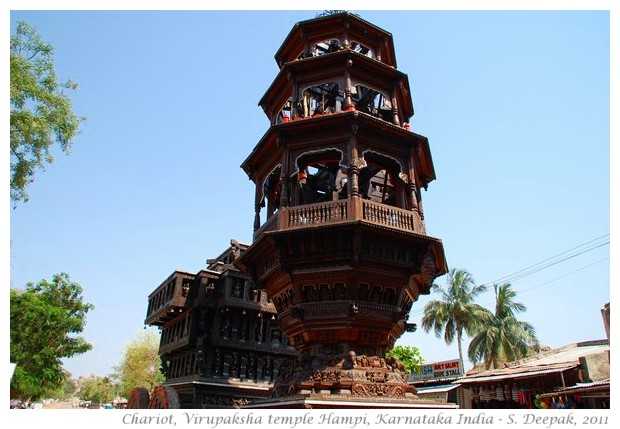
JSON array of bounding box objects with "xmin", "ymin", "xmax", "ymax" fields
[
  {"xmin": 235, "ymin": 12, "xmax": 448, "ymax": 405},
  {"xmin": 140, "ymin": 11, "xmax": 450, "ymax": 409},
  {"xmin": 143, "ymin": 240, "xmax": 297, "ymax": 408}
]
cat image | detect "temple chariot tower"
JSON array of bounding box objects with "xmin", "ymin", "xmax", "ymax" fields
[{"xmin": 235, "ymin": 11, "xmax": 449, "ymax": 408}]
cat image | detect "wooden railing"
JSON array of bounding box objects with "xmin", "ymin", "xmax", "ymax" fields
[
  {"xmin": 253, "ymin": 198, "xmax": 424, "ymax": 240},
  {"xmin": 287, "ymin": 200, "xmax": 349, "ymax": 227},
  {"xmin": 361, "ymin": 200, "xmax": 417, "ymax": 232},
  {"xmin": 254, "ymin": 211, "xmax": 279, "ymax": 239}
]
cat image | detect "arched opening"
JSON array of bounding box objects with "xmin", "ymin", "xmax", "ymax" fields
[
  {"xmin": 261, "ymin": 165, "xmax": 281, "ymax": 219},
  {"xmin": 350, "ymin": 40, "xmax": 374, "ymax": 58},
  {"xmin": 297, "ymin": 82, "xmax": 343, "ymax": 118},
  {"xmin": 275, "ymin": 98, "xmax": 294, "ymax": 124},
  {"xmin": 359, "ymin": 151, "xmax": 406, "ymax": 209},
  {"xmin": 352, "ymin": 84, "xmax": 393, "ymax": 122},
  {"xmin": 298, "ymin": 38, "xmax": 343, "ymax": 59},
  {"xmin": 291, "ymin": 149, "xmax": 345, "ymax": 206}
]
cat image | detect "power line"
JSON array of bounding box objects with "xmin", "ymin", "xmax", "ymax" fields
[
  {"xmin": 408, "ymin": 234, "xmax": 610, "ymax": 318},
  {"xmin": 462, "ymin": 257, "xmax": 610, "ymax": 314},
  {"xmin": 479, "ymin": 234, "xmax": 609, "ymax": 287},
  {"xmin": 479, "ymin": 240, "xmax": 609, "ymax": 288},
  {"xmin": 518, "ymin": 257, "xmax": 609, "ymax": 295}
]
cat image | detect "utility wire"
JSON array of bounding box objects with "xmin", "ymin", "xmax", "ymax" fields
[
  {"xmin": 461, "ymin": 257, "xmax": 610, "ymax": 314},
  {"xmin": 478, "ymin": 241, "xmax": 609, "ymax": 288},
  {"xmin": 518, "ymin": 257, "xmax": 609, "ymax": 295},
  {"xmin": 478, "ymin": 234, "xmax": 609, "ymax": 287},
  {"xmin": 408, "ymin": 234, "xmax": 609, "ymax": 318}
]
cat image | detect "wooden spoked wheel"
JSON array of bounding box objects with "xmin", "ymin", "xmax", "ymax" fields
[
  {"xmin": 148, "ymin": 386, "xmax": 180, "ymax": 409},
  {"xmin": 127, "ymin": 387, "xmax": 150, "ymax": 409}
]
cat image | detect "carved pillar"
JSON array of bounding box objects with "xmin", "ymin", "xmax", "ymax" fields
[
  {"xmin": 349, "ymin": 161, "xmax": 359, "ymax": 198},
  {"xmin": 222, "ymin": 353, "xmax": 231, "ymax": 377},
  {"xmin": 279, "ymin": 176, "xmax": 289, "ymax": 208},
  {"xmin": 240, "ymin": 354, "xmax": 248, "ymax": 379},
  {"xmin": 344, "ymin": 61, "xmax": 354, "ymax": 110},
  {"xmin": 255, "ymin": 316, "xmax": 263, "ymax": 343},
  {"xmin": 391, "ymin": 87, "xmax": 400, "ymax": 126},
  {"xmin": 257, "ymin": 356, "xmax": 264, "ymax": 380},
  {"xmin": 231, "ymin": 353, "xmax": 239, "ymax": 378},
  {"xmin": 264, "ymin": 357, "xmax": 273, "ymax": 381},
  {"xmin": 253, "ymin": 174, "xmax": 262, "ymax": 232},
  {"xmin": 273, "ymin": 359, "xmax": 281, "ymax": 379},
  {"xmin": 291, "ymin": 75, "xmax": 300, "ymax": 119},
  {"xmin": 247, "ymin": 356, "xmax": 256, "ymax": 380},
  {"xmin": 408, "ymin": 182, "xmax": 419, "ymax": 214},
  {"xmin": 239, "ymin": 316, "xmax": 248, "ymax": 341},
  {"xmin": 254, "ymin": 203, "xmax": 261, "ymax": 233},
  {"xmin": 349, "ymin": 130, "xmax": 360, "ymax": 198}
]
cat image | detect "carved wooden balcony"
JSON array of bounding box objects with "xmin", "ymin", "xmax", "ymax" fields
[
  {"xmin": 145, "ymin": 272, "xmax": 194, "ymax": 326},
  {"xmin": 158, "ymin": 311, "xmax": 194, "ymax": 355},
  {"xmin": 254, "ymin": 198, "xmax": 425, "ymax": 241}
]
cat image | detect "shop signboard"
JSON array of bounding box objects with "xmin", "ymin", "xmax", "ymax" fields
[{"xmin": 409, "ymin": 358, "xmax": 463, "ymax": 382}]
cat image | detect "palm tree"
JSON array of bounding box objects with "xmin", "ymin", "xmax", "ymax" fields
[
  {"xmin": 421, "ymin": 268, "xmax": 488, "ymax": 367},
  {"xmin": 467, "ymin": 283, "xmax": 538, "ymax": 369}
]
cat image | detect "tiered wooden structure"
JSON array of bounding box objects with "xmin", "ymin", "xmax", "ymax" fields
[
  {"xmin": 138, "ymin": 240, "xmax": 297, "ymax": 409},
  {"xmin": 234, "ymin": 12, "xmax": 449, "ymax": 408}
]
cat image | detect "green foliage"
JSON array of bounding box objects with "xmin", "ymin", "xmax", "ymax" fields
[
  {"xmin": 421, "ymin": 268, "xmax": 488, "ymax": 366},
  {"xmin": 45, "ymin": 376, "xmax": 77, "ymax": 400},
  {"xmin": 113, "ymin": 330, "xmax": 164, "ymax": 399},
  {"xmin": 78, "ymin": 376, "xmax": 116, "ymax": 404},
  {"xmin": 10, "ymin": 20, "xmax": 85, "ymax": 205},
  {"xmin": 10, "ymin": 273, "xmax": 94, "ymax": 401},
  {"xmin": 386, "ymin": 345, "xmax": 424, "ymax": 374},
  {"xmin": 467, "ymin": 283, "xmax": 539, "ymax": 369}
]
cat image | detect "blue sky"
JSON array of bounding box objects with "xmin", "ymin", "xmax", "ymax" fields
[{"xmin": 6, "ymin": 7, "xmax": 613, "ymax": 380}]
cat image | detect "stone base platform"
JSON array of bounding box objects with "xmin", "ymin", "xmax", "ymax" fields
[{"xmin": 240, "ymin": 393, "xmax": 459, "ymax": 409}]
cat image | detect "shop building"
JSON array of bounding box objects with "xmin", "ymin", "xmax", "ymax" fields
[{"xmin": 454, "ymin": 339, "xmax": 610, "ymax": 409}]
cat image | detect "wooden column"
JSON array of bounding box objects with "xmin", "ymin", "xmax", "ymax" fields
[
  {"xmin": 253, "ymin": 179, "xmax": 262, "ymax": 232},
  {"xmin": 391, "ymin": 86, "xmax": 400, "ymax": 126},
  {"xmin": 344, "ymin": 61, "xmax": 353, "ymax": 110},
  {"xmin": 349, "ymin": 137, "xmax": 360, "ymax": 198}
]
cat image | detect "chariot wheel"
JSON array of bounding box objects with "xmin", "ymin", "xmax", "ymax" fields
[
  {"xmin": 148, "ymin": 386, "xmax": 180, "ymax": 409},
  {"xmin": 127, "ymin": 387, "xmax": 150, "ymax": 409}
]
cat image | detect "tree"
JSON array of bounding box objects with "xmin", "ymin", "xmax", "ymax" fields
[
  {"xmin": 113, "ymin": 330, "xmax": 164, "ymax": 399},
  {"xmin": 10, "ymin": 21, "xmax": 85, "ymax": 205},
  {"xmin": 386, "ymin": 345, "xmax": 424, "ymax": 374},
  {"xmin": 45, "ymin": 373, "xmax": 77, "ymax": 400},
  {"xmin": 10, "ymin": 273, "xmax": 94, "ymax": 401},
  {"xmin": 421, "ymin": 268, "xmax": 488, "ymax": 366},
  {"xmin": 467, "ymin": 283, "xmax": 538, "ymax": 369},
  {"xmin": 78, "ymin": 376, "xmax": 116, "ymax": 405}
]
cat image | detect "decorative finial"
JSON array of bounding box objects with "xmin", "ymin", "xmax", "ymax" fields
[{"xmin": 316, "ymin": 10, "xmax": 348, "ymax": 18}]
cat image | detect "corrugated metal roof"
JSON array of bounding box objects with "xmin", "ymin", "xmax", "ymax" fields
[
  {"xmin": 455, "ymin": 341, "xmax": 609, "ymax": 385},
  {"xmin": 538, "ymin": 380, "xmax": 610, "ymax": 398},
  {"xmin": 455, "ymin": 362, "xmax": 578, "ymax": 384}
]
